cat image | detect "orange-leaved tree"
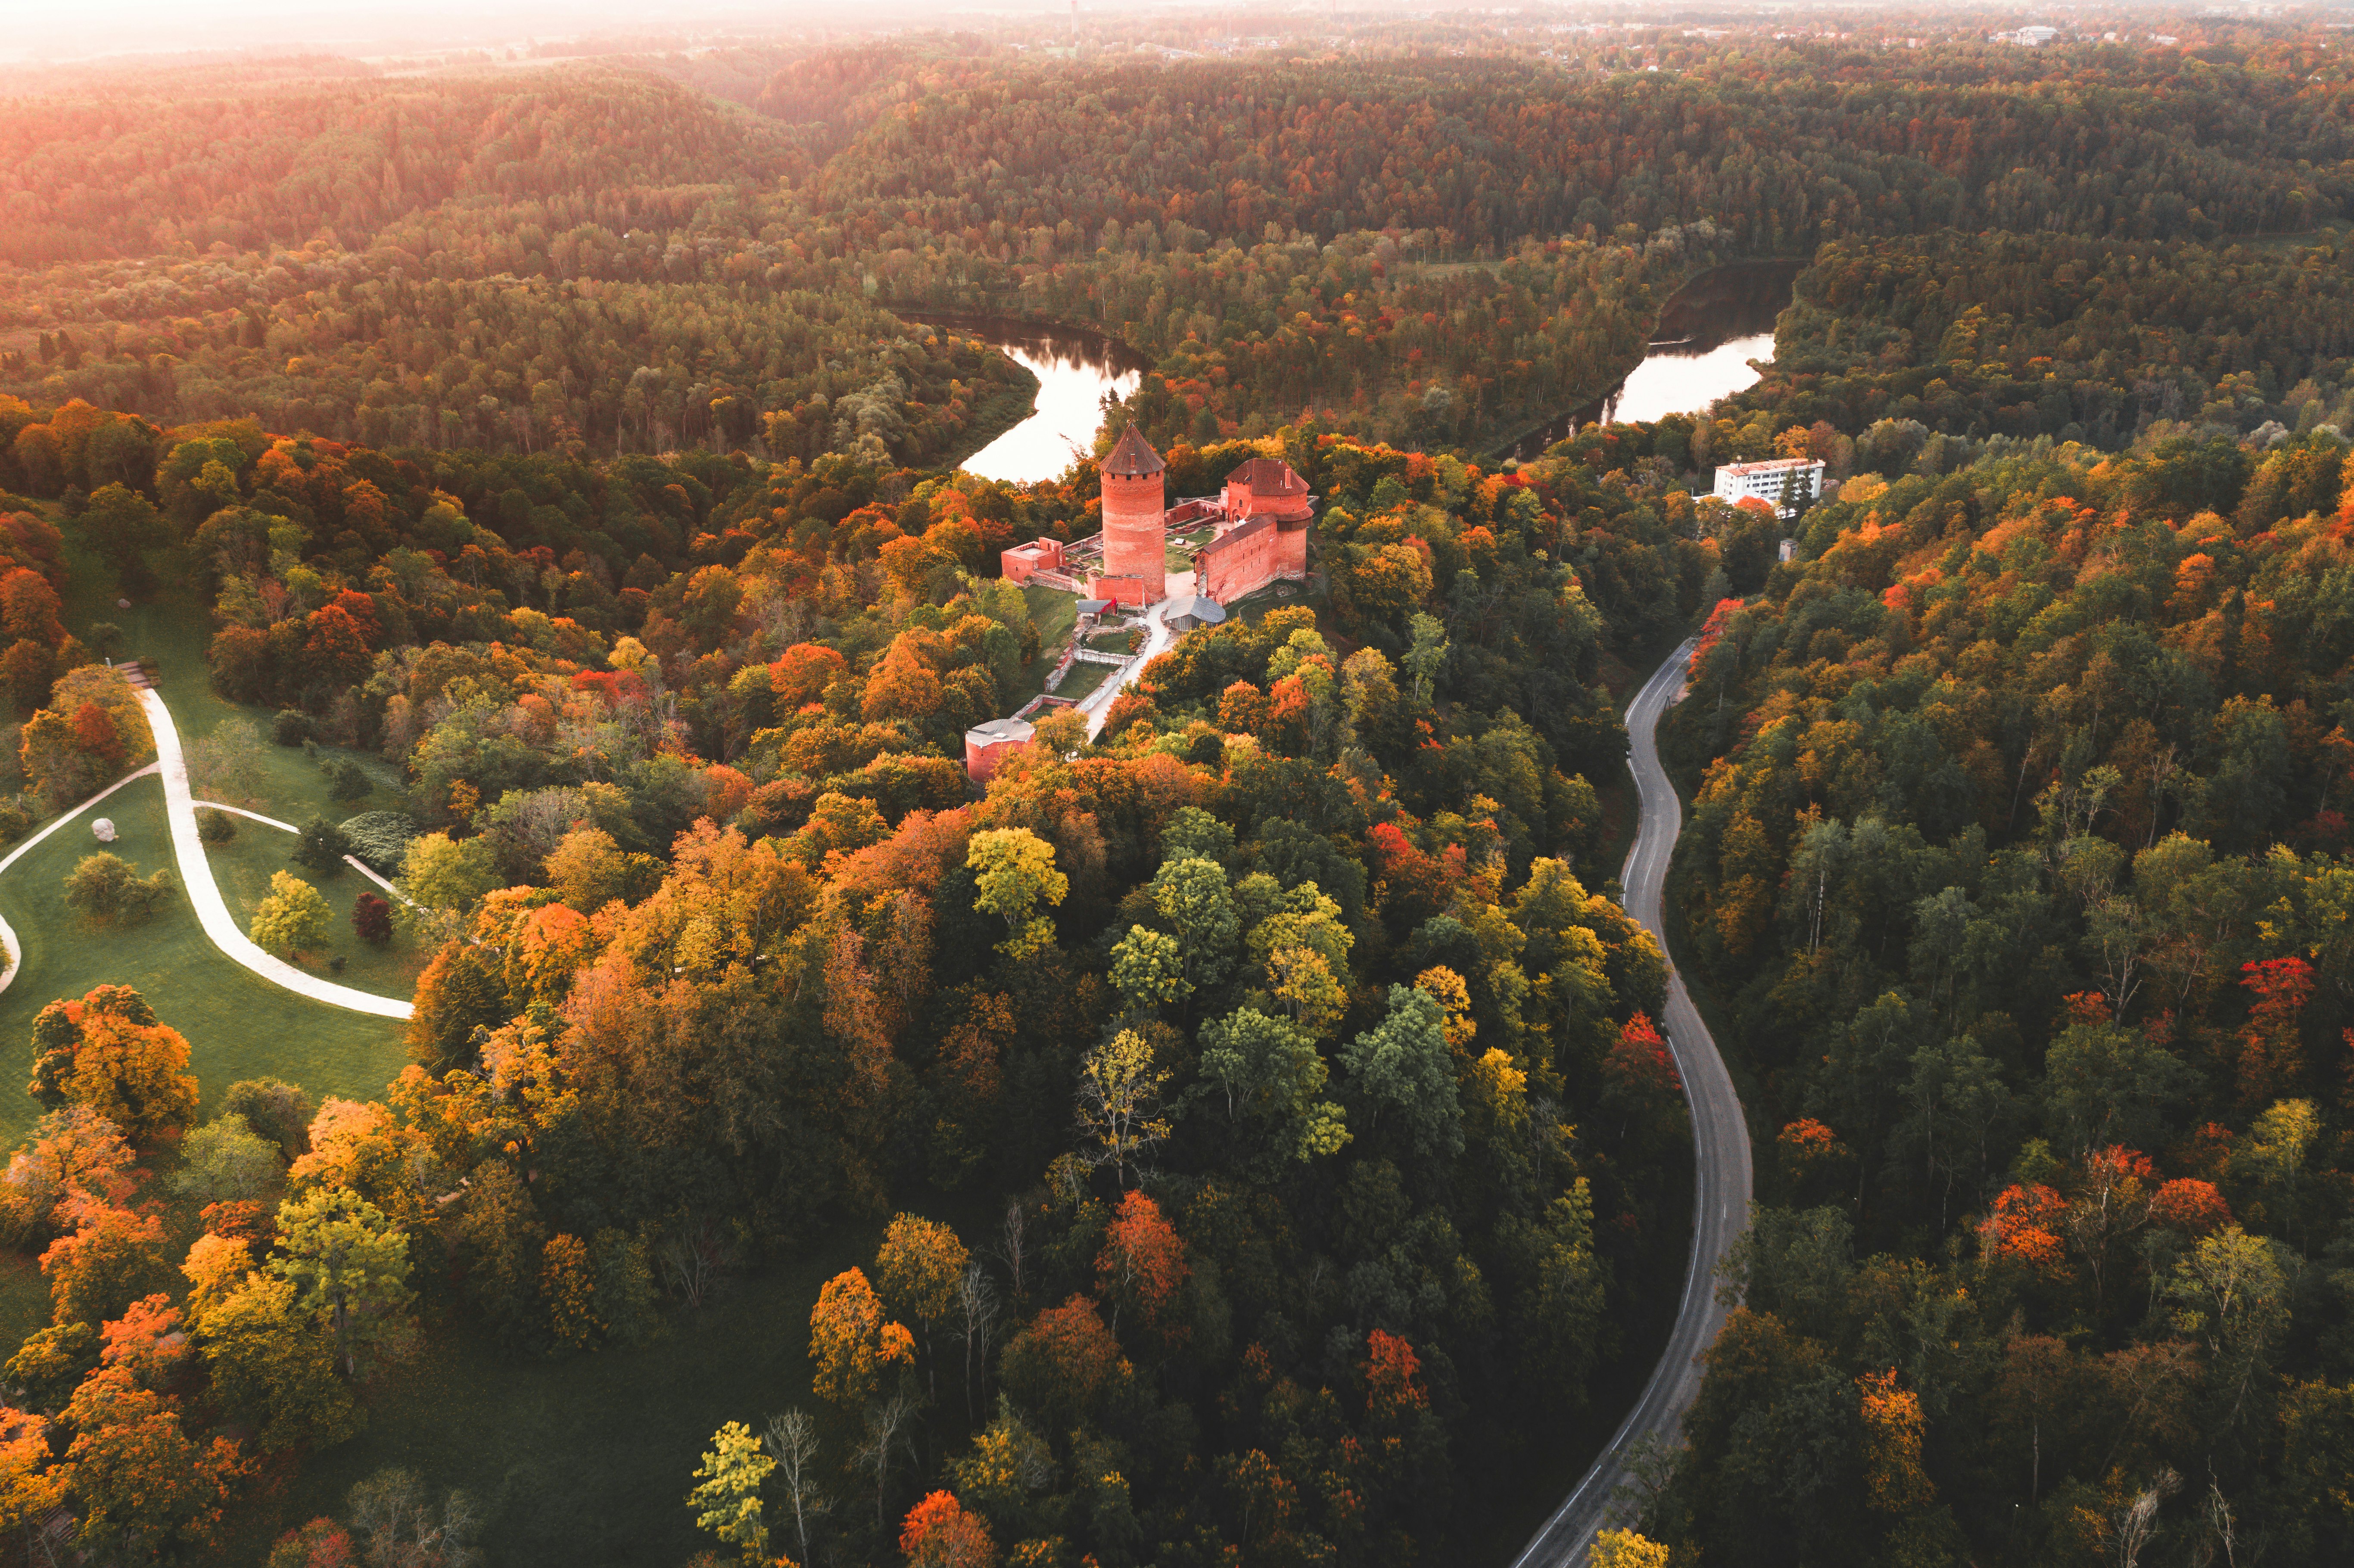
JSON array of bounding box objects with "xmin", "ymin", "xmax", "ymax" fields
[
  {"xmin": 900, "ymin": 1489, "xmax": 993, "ymax": 1568},
  {"xmin": 998, "ymin": 1295, "xmax": 1121, "ymax": 1433},
  {"xmin": 1857, "ymin": 1369, "xmax": 1934, "ymax": 1513},
  {"xmin": 28, "ymin": 986, "xmax": 197, "ymax": 1143},
  {"xmin": 809, "ymin": 1266, "xmax": 914, "ymax": 1412},
  {"xmin": 1096, "ymin": 1190, "xmax": 1188, "ymax": 1338}
]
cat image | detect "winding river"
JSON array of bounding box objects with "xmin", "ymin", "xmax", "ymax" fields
[
  {"xmin": 928, "ymin": 259, "xmax": 1800, "ymax": 484},
  {"xmin": 901, "ymin": 314, "xmax": 1145, "ymax": 485},
  {"xmin": 1511, "ymin": 260, "xmax": 1805, "ymax": 459}
]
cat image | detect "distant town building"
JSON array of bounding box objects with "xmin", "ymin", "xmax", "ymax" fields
[
  {"xmin": 1712, "ymin": 457, "xmax": 1824, "ymax": 516},
  {"xmin": 1778, "ymin": 538, "xmax": 1798, "ymax": 564},
  {"xmin": 1991, "ymin": 25, "xmax": 2061, "ymax": 45}
]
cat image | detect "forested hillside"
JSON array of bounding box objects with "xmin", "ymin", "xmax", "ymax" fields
[
  {"xmin": 0, "ymin": 373, "xmax": 1715, "ymax": 1560},
  {"xmin": 7, "ymin": 26, "xmax": 2353, "ymax": 458},
  {"xmin": 1648, "ymin": 418, "xmax": 2354, "ymax": 1564},
  {"xmin": 2, "ymin": 11, "xmax": 2354, "ymax": 1565}
]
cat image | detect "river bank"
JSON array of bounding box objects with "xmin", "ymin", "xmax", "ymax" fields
[
  {"xmin": 1498, "ymin": 258, "xmax": 1808, "ymax": 462},
  {"xmin": 894, "ymin": 310, "xmax": 1148, "ymax": 484}
]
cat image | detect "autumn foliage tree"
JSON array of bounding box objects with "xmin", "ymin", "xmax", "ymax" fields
[
  {"xmin": 1095, "ymin": 1190, "xmax": 1187, "ymax": 1338},
  {"xmin": 27, "ymin": 986, "xmax": 198, "ymax": 1142},
  {"xmin": 900, "ymin": 1490, "xmax": 993, "ymax": 1568},
  {"xmin": 809, "ymin": 1267, "xmax": 914, "ymax": 1412}
]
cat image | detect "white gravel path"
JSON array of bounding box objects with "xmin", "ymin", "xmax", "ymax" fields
[
  {"xmin": 0, "ymin": 762, "xmax": 164, "ymax": 998},
  {"xmin": 137, "ymin": 688, "xmax": 413, "ymax": 1021}
]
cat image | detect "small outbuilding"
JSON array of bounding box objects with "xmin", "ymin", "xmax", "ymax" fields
[
  {"xmin": 1164, "ymin": 594, "xmax": 1227, "ymax": 631},
  {"xmin": 964, "ymin": 717, "xmax": 1036, "ymax": 783}
]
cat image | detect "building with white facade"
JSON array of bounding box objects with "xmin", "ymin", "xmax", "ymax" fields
[{"xmin": 1712, "ymin": 457, "xmax": 1825, "ymax": 516}]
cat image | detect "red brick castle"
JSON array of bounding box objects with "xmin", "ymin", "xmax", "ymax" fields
[{"xmin": 1000, "ymin": 431, "xmax": 1311, "ymax": 610}]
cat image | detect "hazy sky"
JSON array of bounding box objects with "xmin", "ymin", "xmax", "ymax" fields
[{"xmin": 4, "ymin": 0, "xmax": 1037, "ymax": 64}]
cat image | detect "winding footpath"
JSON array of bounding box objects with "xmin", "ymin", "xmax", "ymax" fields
[
  {"xmin": 1513, "ymin": 640, "xmax": 1753, "ymax": 1565},
  {"xmin": 135, "ymin": 688, "xmax": 414, "ymax": 1021},
  {"xmin": 1079, "ymin": 597, "xmax": 1179, "ymax": 739},
  {"xmin": 0, "ymin": 762, "xmax": 164, "ymax": 997}
]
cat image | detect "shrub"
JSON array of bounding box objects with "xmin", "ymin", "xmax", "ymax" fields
[
  {"xmin": 339, "ymin": 811, "xmax": 420, "ymax": 875},
  {"xmin": 63, "ymin": 852, "xmax": 172, "ymax": 924},
  {"xmin": 352, "ymin": 892, "xmax": 394, "ymax": 948},
  {"xmin": 250, "ymin": 870, "xmax": 331, "ymax": 958},
  {"xmin": 292, "ymin": 815, "xmax": 351, "ymax": 875},
  {"xmin": 0, "ymin": 792, "xmax": 34, "ymax": 845},
  {"xmin": 324, "ymin": 754, "xmax": 372, "ymax": 802},
  {"xmin": 271, "ymin": 708, "xmax": 315, "ymax": 746},
  {"xmin": 196, "ymin": 807, "xmax": 237, "ymax": 844},
  {"xmin": 221, "ymin": 1078, "xmax": 314, "ymax": 1159}
]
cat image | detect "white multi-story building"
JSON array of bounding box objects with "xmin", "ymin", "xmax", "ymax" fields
[{"xmin": 1712, "ymin": 457, "xmax": 1824, "ymax": 515}]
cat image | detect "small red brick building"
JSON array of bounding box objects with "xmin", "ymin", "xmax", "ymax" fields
[
  {"xmin": 1000, "ymin": 537, "xmax": 1065, "ymax": 584},
  {"xmin": 963, "ymin": 716, "xmax": 1034, "ymax": 782}
]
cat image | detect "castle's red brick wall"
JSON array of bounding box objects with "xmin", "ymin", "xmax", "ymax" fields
[
  {"xmin": 1087, "ymin": 572, "xmax": 1152, "ymax": 607},
  {"xmin": 1197, "ymin": 516, "xmax": 1308, "ymax": 603}
]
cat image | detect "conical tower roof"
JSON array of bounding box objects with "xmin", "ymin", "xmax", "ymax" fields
[{"xmin": 1103, "ymin": 426, "xmax": 1165, "ymax": 477}]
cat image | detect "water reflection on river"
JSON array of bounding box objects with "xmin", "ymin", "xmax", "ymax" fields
[
  {"xmin": 1513, "ymin": 261, "xmax": 1804, "ymax": 460},
  {"xmin": 904, "ymin": 314, "xmax": 1144, "ymax": 485}
]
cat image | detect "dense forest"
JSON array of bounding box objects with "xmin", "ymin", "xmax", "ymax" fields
[
  {"xmin": 2, "ymin": 9, "xmax": 2353, "ymax": 1565},
  {"xmin": 8, "ymin": 22, "xmax": 2354, "ymax": 457},
  {"xmin": 0, "ymin": 380, "xmax": 1711, "ymax": 1562},
  {"xmin": 1644, "ymin": 383, "xmax": 2354, "ymax": 1561}
]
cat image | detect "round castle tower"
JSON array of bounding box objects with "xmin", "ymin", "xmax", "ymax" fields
[{"xmin": 1099, "ymin": 426, "xmax": 1167, "ymax": 604}]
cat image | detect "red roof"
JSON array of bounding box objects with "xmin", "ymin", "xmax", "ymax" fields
[
  {"xmin": 1104, "ymin": 427, "xmax": 1166, "ymax": 476},
  {"xmin": 1226, "ymin": 456, "xmax": 1306, "ymax": 495}
]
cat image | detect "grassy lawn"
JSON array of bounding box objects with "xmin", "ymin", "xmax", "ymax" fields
[
  {"xmin": 200, "ymin": 821, "xmax": 426, "ymax": 1002},
  {"xmin": 1055, "ymin": 661, "xmax": 1114, "ymax": 703},
  {"xmin": 1165, "ymin": 525, "xmax": 1214, "ymax": 570},
  {"xmin": 1009, "ymin": 582, "xmax": 1081, "ymax": 708},
  {"xmin": 0, "ymin": 776, "xmax": 410, "ymax": 1147},
  {"xmin": 0, "ymin": 775, "xmax": 411, "ymax": 1356}
]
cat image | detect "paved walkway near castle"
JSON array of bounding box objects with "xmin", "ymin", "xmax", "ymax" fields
[
  {"xmin": 136, "ymin": 687, "xmax": 414, "ymax": 1021},
  {"xmin": 0, "ymin": 761, "xmax": 165, "ymax": 999},
  {"xmin": 1078, "ymin": 597, "xmax": 1178, "ymax": 740}
]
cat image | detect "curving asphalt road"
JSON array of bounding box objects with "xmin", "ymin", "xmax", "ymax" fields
[{"xmin": 1512, "ymin": 639, "xmax": 1753, "ymax": 1565}]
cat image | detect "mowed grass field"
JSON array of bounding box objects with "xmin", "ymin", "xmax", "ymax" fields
[
  {"xmin": 201, "ymin": 822, "xmax": 428, "ymax": 1001},
  {"xmin": 0, "ymin": 776, "xmax": 408, "ymax": 1148},
  {"xmin": 0, "ymin": 774, "xmax": 410, "ymax": 1356}
]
